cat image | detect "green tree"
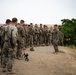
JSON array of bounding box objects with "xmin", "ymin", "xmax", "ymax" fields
[{"xmin": 59, "ymin": 18, "xmax": 76, "ymax": 46}]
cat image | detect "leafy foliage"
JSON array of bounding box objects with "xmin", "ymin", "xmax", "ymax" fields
[{"xmin": 59, "ymin": 18, "xmax": 76, "ymax": 46}]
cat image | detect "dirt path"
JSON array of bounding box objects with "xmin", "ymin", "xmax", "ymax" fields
[{"xmin": 0, "ymin": 46, "xmax": 76, "ymax": 75}]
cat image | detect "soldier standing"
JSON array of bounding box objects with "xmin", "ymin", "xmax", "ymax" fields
[
  {"xmin": 2, "ymin": 19, "xmax": 12, "ymax": 68},
  {"xmin": 34, "ymin": 24, "xmax": 39, "ymax": 46},
  {"xmin": 16, "ymin": 20, "xmax": 25, "ymax": 59},
  {"xmin": 43, "ymin": 25, "xmax": 47, "ymax": 45},
  {"xmin": 2, "ymin": 18, "xmax": 18, "ymax": 73},
  {"xmin": 26, "ymin": 25, "xmax": 31, "ymax": 47},
  {"xmin": 0, "ymin": 24, "xmax": 7, "ymax": 66},
  {"xmin": 28, "ymin": 23, "xmax": 34, "ymax": 51},
  {"xmin": 52, "ymin": 25, "xmax": 59, "ymax": 53},
  {"xmin": 23, "ymin": 24, "xmax": 28, "ymax": 48},
  {"xmin": 45, "ymin": 26, "xmax": 49, "ymax": 46},
  {"xmin": 48, "ymin": 26, "xmax": 53, "ymax": 45},
  {"xmin": 39, "ymin": 24, "xmax": 43, "ymax": 46},
  {"xmin": 0, "ymin": 25, "xmax": 5, "ymax": 52}
]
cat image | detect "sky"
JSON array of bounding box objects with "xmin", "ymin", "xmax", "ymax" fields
[{"xmin": 0, "ymin": 0, "xmax": 76, "ymax": 24}]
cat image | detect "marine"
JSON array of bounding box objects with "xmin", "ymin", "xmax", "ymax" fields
[
  {"xmin": 16, "ymin": 20, "xmax": 25, "ymax": 59},
  {"xmin": 28, "ymin": 23, "xmax": 34, "ymax": 51},
  {"xmin": 34, "ymin": 24, "xmax": 39, "ymax": 46},
  {"xmin": 52, "ymin": 25, "xmax": 59, "ymax": 52},
  {"xmin": 39, "ymin": 24, "xmax": 43, "ymax": 46},
  {"xmin": 2, "ymin": 18, "xmax": 18, "ymax": 73}
]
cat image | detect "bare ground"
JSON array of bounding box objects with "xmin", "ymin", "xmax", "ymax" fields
[{"xmin": 0, "ymin": 46, "xmax": 76, "ymax": 75}]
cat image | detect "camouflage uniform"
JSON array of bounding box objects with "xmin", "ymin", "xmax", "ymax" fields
[
  {"xmin": 0, "ymin": 25, "xmax": 5, "ymax": 65},
  {"xmin": 0, "ymin": 26, "xmax": 5, "ymax": 50},
  {"xmin": 48, "ymin": 29, "xmax": 52, "ymax": 45},
  {"xmin": 2, "ymin": 24, "xmax": 18, "ymax": 71},
  {"xmin": 16, "ymin": 25, "xmax": 25, "ymax": 58},
  {"xmin": 43, "ymin": 27, "xmax": 47, "ymax": 45},
  {"xmin": 34, "ymin": 27, "xmax": 39, "ymax": 46},
  {"xmin": 23, "ymin": 27, "xmax": 27, "ymax": 48},
  {"xmin": 52, "ymin": 28, "xmax": 59, "ymax": 52},
  {"xmin": 28, "ymin": 25, "xmax": 34, "ymax": 50},
  {"xmin": 43, "ymin": 26, "xmax": 49, "ymax": 45},
  {"xmin": 39, "ymin": 27, "xmax": 43, "ymax": 45},
  {"xmin": 45, "ymin": 29, "xmax": 49, "ymax": 45},
  {"xmin": 26, "ymin": 27, "xmax": 30, "ymax": 47}
]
